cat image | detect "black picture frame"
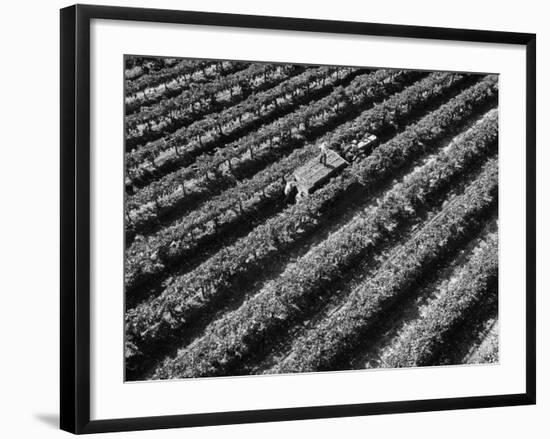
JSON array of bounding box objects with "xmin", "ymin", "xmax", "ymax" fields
[{"xmin": 60, "ymin": 3, "xmax": 536, "ymax": 434}]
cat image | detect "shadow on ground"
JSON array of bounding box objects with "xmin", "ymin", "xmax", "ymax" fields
[{"xmin": 34, "ymin": 413, "xmax": 58, "ymax": 429}]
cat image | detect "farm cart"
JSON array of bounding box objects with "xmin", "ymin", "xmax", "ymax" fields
[{"xmin": 284, "ymin": 134, "xmax": 378, "ymax": 202}]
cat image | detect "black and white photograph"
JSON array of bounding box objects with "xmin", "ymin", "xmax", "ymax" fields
[
  {"xmin": 0, "ymin": 0, "xmax": 542, "ymax": 435},
  {"xmin": 123, "ymin": 57, "xmax": 499, "ymax": 381}
]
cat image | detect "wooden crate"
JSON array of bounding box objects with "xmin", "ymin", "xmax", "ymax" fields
[{"xmin": 294, "ymin": 150, "xmax": 348, "ymax": 194}]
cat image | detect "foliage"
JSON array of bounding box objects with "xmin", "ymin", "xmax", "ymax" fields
[
  {"xmin": 379, "ymin": 232, "xmax": 498, "ymax": 368},
  {"xmin": 151, "ymin": 143, "xmax": 498, "ymax": 379},
  {"xmin": 124, "ymin": 81, "xmax": 498, "ymax": 374},
  {"xmin": 125, "ymin": 63, "xmax": 301, "ymax": 150}
]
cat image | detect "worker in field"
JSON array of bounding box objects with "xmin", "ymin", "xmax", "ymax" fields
[
  {"xmin": 319, "ymin": 141, "xmax": 328, "ymax": 165},
  {"xmin": 284, "ymin": 178, "xmax": 298, "ymax": 203}
]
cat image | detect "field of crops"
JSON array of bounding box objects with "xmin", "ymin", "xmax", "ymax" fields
[{"xmin": 124, "ymin": 56, "xmax": 499, "ymax": 381}]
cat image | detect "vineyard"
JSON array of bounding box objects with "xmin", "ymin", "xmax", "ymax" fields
[{"xmin": 124, "ymin": 56, "xmax": 499, "ymax": 381}]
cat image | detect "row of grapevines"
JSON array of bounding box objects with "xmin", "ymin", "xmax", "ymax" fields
[
  {"xmin": 124, "ymin": 84, "xmax": 497, "ymax": 371},
  {"xmin": 125, "ymin": 69, "xmax": 417, "ymax": 233},
  {"xmin": 270, "ymin": 159, "xmax": 498, "ymax": 374},
  {"xmin": 126, "ymin": 61, "xmax": 248, "ymax": 114},
  {"xmin": 379, "ymin": 232, "xmax": 498, "ymax": 368},
  {"xmin": 125, "ymin": 70, "xmax": 453, "ymax": 295},
  {"xmin": 126, "ymin": 59, "xmax": 222, "ymax": 97},
  {"xmin": 125, "ymin": 57, "xmax": 179, "ymax": 82},
  {"xmin": 128, "ymin": 63, "xmax": 312, "ymax": 132},
  {"xmin": 126, "ymin": 66, "xmax": 361, "ymax": 185},
  {"xmin": 126, "ymin": 64, "xmax": 304, "ymax": 150},
  {"xmin": 466, "ymin": 320, "xmax": 499, "ymax": 364},
  {"xmin": 150, "ymin": 141, "xmax": 499, "ymax": 379},
  {"xmin": 125, "ymin": 75, "xmax": 495, "ymax": 313}
]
